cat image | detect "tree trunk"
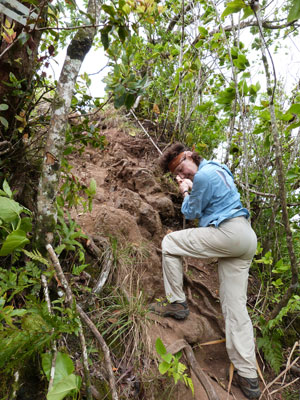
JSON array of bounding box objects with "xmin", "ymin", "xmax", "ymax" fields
[
  {"xmin": 254, "ymin": 8, "xmax": 299, "ymax": 320},
  {"xmin": 0, "ymin": 1, "xmax": 46, "ymax": 132},
  {"xmin": 35, "ymin": 0, "xmax": 101, "ymax": 246}
]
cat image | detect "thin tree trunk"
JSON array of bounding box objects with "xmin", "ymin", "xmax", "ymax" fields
[
  {"xmin": 210, "ymin": 1, "xmax": 251, "ymax": 211},
  {"xmin": 36, "ymin": 0, "xmax": 101, "ymax": 245},
  {"xmin": 174, "ymin": 0, "xmax": 185, "ymax": 135},
  {"xmin": 254, "ymin": 8, "xmax": 299, "ymax": 320}
]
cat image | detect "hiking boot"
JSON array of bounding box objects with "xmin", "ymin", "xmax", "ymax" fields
[
  {"xmin": 236, "ymin": 374, "xmax": 261, "ymax": 399},
  {"xmin": 149, "ymin": 300, "xmax": 189, "ymax": 320}
]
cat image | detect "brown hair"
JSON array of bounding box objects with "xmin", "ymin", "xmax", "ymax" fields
[{"xmin": 158, "ymin": 142, "xmax": 202, "ymax": 173}]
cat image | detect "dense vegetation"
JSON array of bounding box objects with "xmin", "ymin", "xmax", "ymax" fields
[{"xmin": 0, "ymin": 0, "xmax": 299, "ymax": 398}]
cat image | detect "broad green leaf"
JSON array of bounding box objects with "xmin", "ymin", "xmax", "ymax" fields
[
  {"xmin": 0, "ymin": 197, "xmax": 23, "ymax": 223},
  {"xmin": 158, "ymin": 361, "xmax": 170, "ymax": 375},
  {"xmin": 0, "ymin": 104, "xmax": 8, "ymax": 111},
  {"xmin": 221, "ymin": 0, "xmax": 246, "ymax": 19},
  {"xmin": 287, "ymin": 103, "xmax": 300, "ymax": 115},
  {"xmin": 102, "ymin": 4, "xmax": 115, "ymax": 16},
  {"xmin": 198, "ymin": 26, "xmax": 208, "ymax": 37},
  {"xmin": 0, "ymin": 116, "xmax": 8, "ymax": 129},
  {"xmin": 287, "ymin": 0, "xmax": 300, "ymax": 22},
  {"xmin": 286, "ymin": 121, "xmax": 300, "ymax": 131},
  {"xmin": 86, "ymin": 178, "xmax": 97, "ymax": 196},
  {"xmin": 242, "ymin": 6, "xmax": 253, "ymax": 19},
  {"xmin": 0, "ymin": 229, "xmax": 29, "ymax": 256},
  {"xmin": 124, "ymin": 93, "xmax": 135, "ymax": 110},
  {"xmin": 114, "ymin": 93, "xmax": 126, "ymax": 108},
  {"xmin": 216, "ymin": 88, "xmax": 235, "ymax": 105},
  {"xmin": 47, "ymin": 374, "xmax": 81, "ymax": 400},
  {"xmin": 161, "ymin": 353, "xmax": 173, "ymax": 363},
  {"xmin": 42, "ymin": 352, "xmax": 74, "ymax": 384},
  {"xmin": 196, "ymin": 102, "xmax": 213, "ymax": 111},
  {"xmin": 118, "ymin": 26, "xmax": 127, "ymax": 42},
  {"xmin": 155, "ymin": 337, "xmax": 167, "ymax": 355},
  {"xmin": 18, "ymin": 32, "xmax": 30, "ymax": 46},
  {"xmin": 19, "ymin": 217, "xmax": 33, "ymax": 233},
  {"xmin": 2, "ymin": 180, "xmax": 12, "ymax": 198},
  {"xmin": 101, "ymin": 32, "xmax": 109, "ymax": 50}
]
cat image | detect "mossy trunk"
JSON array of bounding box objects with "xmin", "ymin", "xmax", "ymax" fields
[{"xmin": 35, "ymin": 0, "xmax": 101, "ymax": 247}]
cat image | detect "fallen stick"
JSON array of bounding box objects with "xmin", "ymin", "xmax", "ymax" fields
[
  {"xmin": 46, "ymin": 243, "xmax": 119, "ymax": 400},
  {"xmin": 41, "ymin": 274, "xmax": 58, "ymax": 391},
  {"xmin": 84, "ymin": 236, "xmax": 114, "ymax": 294},
  {"xmin": 46, "ymin": 244, "xmax": 93, "ymax": 400},
  {"xmin": 166, "ymin": 339, "xmax": 220, "ymax": 400},
  {"xmin": 76, "ymin": 304, "xmax": 119, "ymax": 400}
]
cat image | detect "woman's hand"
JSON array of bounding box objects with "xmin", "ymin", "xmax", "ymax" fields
[{"xmin": 176, "ymin": 176, "xmax": 193, "ymax": 194}]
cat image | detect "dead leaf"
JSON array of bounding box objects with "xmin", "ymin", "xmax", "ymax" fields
[{"xmin": 46, "ymin": 152, "xmax": 56, "ymax": 165}]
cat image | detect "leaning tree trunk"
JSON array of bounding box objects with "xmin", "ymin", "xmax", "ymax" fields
[
  {"xmin": 253, "ymin": 7, "xmax": 299, "ymax": 320},
  {"xmin": 36, "ymin": 0, "xmax": 101, "ymax": 246}
]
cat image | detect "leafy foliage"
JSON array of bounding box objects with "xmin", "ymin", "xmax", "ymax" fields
[
  {"xmin": 42, "ymin": 352, "xmax": 81, "ymax": 400},
  {"xmin": 155, "ymin": 338, "xmax": 194, "ymax": 395},
  {"xmin": 0, "ymin": 0, "xmax": 300, "ymax": 397}
]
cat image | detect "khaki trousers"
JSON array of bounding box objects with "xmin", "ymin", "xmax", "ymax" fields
[{"xmin": 162, "ymin": 216, "xmax": 258, "ymax": 378}]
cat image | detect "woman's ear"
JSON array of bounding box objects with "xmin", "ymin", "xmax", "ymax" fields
[{"xmin": 186, "ymin": 150, "xmax": 193, "ymax": 158}]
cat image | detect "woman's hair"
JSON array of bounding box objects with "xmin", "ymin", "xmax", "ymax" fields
[{"xmin": 158, "ymin": 142, "xmax": 202, "ymax": 173}]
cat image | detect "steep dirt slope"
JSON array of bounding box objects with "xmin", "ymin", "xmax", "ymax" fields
[{"xmin": 68, "ymin": 116, "xmax": 258, "ymax": 400}]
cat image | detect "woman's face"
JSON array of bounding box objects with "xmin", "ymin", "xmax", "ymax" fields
[{"xmin": 173, "ymin": 153, "xmax": 198, "ymax": 181}]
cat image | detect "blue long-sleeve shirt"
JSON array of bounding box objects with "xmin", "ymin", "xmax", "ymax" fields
[{"xmin": 181, "ymin": 160, "xmax": 249, "ymax": 227}]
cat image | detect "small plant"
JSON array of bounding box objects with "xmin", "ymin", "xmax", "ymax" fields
[
  {"xmin": 155, "ymin": 337, "xmax": 194, "ymax": 395},
  {"xmin": 42, "ymin": 351, "xmax": 81, "ymax": 400},
  {"xmin": 0, "ymin": 180, "xmax": 32, "ymax": 257}
]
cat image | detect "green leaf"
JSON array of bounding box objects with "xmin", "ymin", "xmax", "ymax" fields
[
  {"xmin": 198, "ymin": 26, "xmax": 208, "ymax": 37},
  {"xmin": 158, "ymin": 361, "xmax": 170, "ymax": 375},
  {"xmin": 18, "ymin": 32, "xmax": 30, "ymax": 46},
  {"xmin": 19, "ymin": 217, "xmax": 33, "ymax": 233},
  {"xmin": 287, "ymin": 0, "xmax": 300, "ymax": 22},
  {"xmin": 161, "ymin": 353, "xmax": 173, "ymax": 363},
  {"xmin": 0, "ymin": 116, "xmax": 8, "ymax": 129},
  {"xmin": 0, "ymin": 197, "xmax": 23, "ymax": 223},
  {"xmin": 196, "ymin": 102, "xmax": 213, "ymax": 111},
  {"xmin": 47, "ymin": 374, "xmax": 81, "ymax": 400},
  {"xmin": 118, "ymin": 26, "xmax": 128, "ymax": 42},
  {"xmin": 221, "ymin": 0, "xmax": 246, "ymax": 19},
  {"xmin": 102, "ymin": 4, "xmax": 116, "ymax": 17},
  {"xmin": 2, "ymin": 180, "xmax": 12, "ymax": 198},
  {"xmin": 242, "ymin": 6, "xmax": 253, "ymax": 19},
  {"xmin": 114, "ymin": 93, "xmax": 126, "ymax": 108},
  {"xmin": 287, "ymin": 103, "xmax": 300, "ymax": 115},
  {"xmin": 86, "ymin": 178, "xmax": 97, "ymax": 196},
  {"xmin": 0, "ymin": 104, "xmax": 8, "ymax": 111},
  {"xmin": 124, "ymin": 93, "xmax": 135, "ymax": 110},
  {"xmin": 155, "ymin": 337, "xmax": 167, "ymax": 356},
  {"xmin": 42, "ymin": 352, "xmax": 75, "ymax": 384},
  {"xmin": 101, "ymin": 32, "xmax": 109, "ymax": 50},
  {"xmin": 216, "ymin": 88, "xmax": 235, "ymax": 105},
  {"xmin": 0, "ymin": 229, "xmax": 29, "ymax": 256}
]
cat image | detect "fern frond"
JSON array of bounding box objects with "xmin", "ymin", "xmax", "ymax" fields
[
  {"xmin": 257, "ymin": 331, "xmax": 283, "ymax": 374},
  {"xmin": 23, "ymin": 249, "xmax": 50, "ymax": 267}
]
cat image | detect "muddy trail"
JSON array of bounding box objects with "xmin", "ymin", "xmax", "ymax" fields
[{"xmin": 67, "ymin": 111, "xmax": 264, "ymax": 400}]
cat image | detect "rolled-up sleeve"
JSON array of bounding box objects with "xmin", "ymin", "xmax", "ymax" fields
[{"xmin": 181, "ymin": 172, "xmax": 212, "ymax": 221}]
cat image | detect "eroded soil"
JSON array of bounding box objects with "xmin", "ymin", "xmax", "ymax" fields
[{"xmin": 67, "ymin": 113, "xmax": 287, "ymax": 400}]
